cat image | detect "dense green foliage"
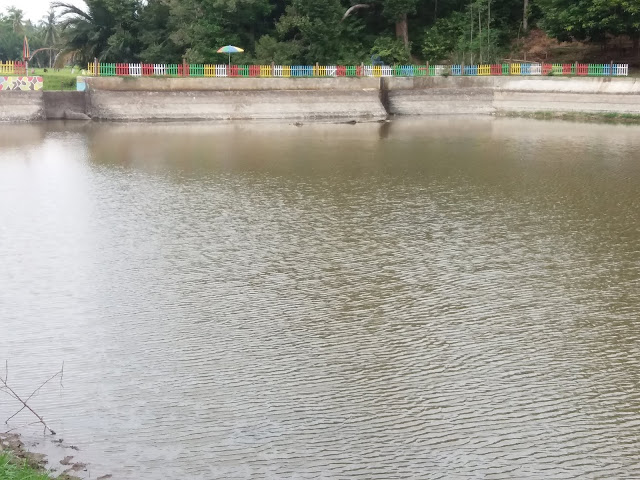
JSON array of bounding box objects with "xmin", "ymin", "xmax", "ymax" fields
[
  {"xmin": 539, "ymin": 0, "xmax": 640, "ymax": 42},
  {"xmin": 1, "ymin": 0, "xmax": 638, "ymax": 65}
]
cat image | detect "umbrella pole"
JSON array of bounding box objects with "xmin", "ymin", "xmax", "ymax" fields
[{"xmin": 228, "ymin": 53, "xmax": 231, "ymax": 67}]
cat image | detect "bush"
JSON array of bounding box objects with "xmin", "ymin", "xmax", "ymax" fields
[
  {"xmin": 422, "ymin": 13, "xmax": 467, "ymax": 62},
  {"xmin": 370, "ymin": 37, "xmax": 411, "ymax": 65}
]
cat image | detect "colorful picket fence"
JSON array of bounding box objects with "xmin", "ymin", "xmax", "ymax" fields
[
  {"xmin": 0, "ymin": 61, "xmax": 27, "ymax": 75},
  {"xmin": 86, "ymin": 62, "xmax": 630, "ymax": 78}
]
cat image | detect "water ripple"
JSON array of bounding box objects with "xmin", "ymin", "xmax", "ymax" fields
[{"xmin": 1, "ymin": 118, "xmax": 639, "ymax": 479}]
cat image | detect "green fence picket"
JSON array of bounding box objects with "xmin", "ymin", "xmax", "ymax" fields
[
  {"xmin": 100, "ymin": 63, "xmax": 116, "ymax": 76},
  {"xmin": 189, "ymin": 64, "xmax": 204, "ymax": 77}
]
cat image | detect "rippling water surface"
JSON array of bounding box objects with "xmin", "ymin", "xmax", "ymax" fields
[{"xmin": 1, "ymin": 118, "xmax": 639, "ymax": 479}]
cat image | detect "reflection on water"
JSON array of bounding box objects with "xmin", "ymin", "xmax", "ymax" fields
[{"xmin": 1, "ymin": 118, "xmax": 639, "ymax": 479}]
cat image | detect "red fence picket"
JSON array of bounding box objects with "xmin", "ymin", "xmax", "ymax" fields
[
  {"xmin": 249, "ymin": 65, "xmax": 260, "ymax": 77},
  {"xmin": 142, "ymin": 64, "xmax": 154, "ymax": 76},
  {"xmin": 116, "ymin": 63, "xmax": 129, "ymax": 75},
  {"xmin": 577, "ymin": 64, "xmax": 588, "ymax": 76},
  {"xmin": 336, "ymin": 65, "xmax": 346, "ymax": 77},
  {"xmin": 228, "ymin": 65, "xmax": 239, "ymax": 77},
  {"xmin": 563, "ymin": 64, "xmax": 572, "ymax": 75},
  {"xmin": 490, "ymin": 64, "xmax": 502, "ymax": 75},
  {"xmin": 542, "ymin": 64, "xmax": 552, "ymax": 75}
]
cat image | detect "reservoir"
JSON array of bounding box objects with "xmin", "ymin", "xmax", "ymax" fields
[{"xmin": 1, "ymin": 118, "xmax": 639, "ymax": 479}]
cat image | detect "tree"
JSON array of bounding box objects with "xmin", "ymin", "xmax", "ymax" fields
[
  {"xmin": 53, "ymin": 0, "xmax": 142, "ymax": 63},
  {"xmin": 0, "ymin": 8, "xmax": 24, "ymax": 59},
  {"xmin": 135, "ymin": 0, "xmax": 180, "ymax": 63},
  {"xmin": 382, "ymin": 0, "xmax": 419, "ymax": 48},
  {"xmin": 539, "ymin": 0, "xmax": 640, "ymax": 45},
  {"xmin": 273, "ymin": 0, "xmax": 352, "ymax": 63},
  {"xmin": 41, "ymin": 10, "xmax": 60, "ymax": 67},
  {"xmin": 6, "ymin": 7, "xmax": 23, "ymax": 33},
  {"xmin": 342, "ymin": 0, "xmax": 419, "ymax": 50},
  {"xmin": 165, "ymin": 0, "xmax": 273, "ymax": 62}
]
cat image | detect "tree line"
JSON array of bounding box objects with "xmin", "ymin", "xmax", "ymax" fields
[{"xmin": 1, "ymin": 0, "xmax": 638, "ymax": 67}]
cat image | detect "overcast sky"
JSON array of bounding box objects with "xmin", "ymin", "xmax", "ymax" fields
[{"xmin": 1, "ymin": 0, "xmax": 86, "ymax": 23}]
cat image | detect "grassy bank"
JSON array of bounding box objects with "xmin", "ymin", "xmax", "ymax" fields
[
  {"xmin": 30, "ymin": 68, "xmax": 78, "ymax": 91},
  {"xmin": 496, "ymin": 110, "xmax": 640, "ymax": 124},
  {"xmin": 0, "ymin": 453, "xmax": 52, "ymax": 480}
]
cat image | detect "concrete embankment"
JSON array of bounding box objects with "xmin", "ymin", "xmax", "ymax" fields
[
  {"xmin": 387, "ymin": 76, "xmax": 640, "ymax": 116},
  {"xmin": 0, "ymin": 91, "xmax": 45, "ymax": 121},
  {"xmin": 43, "ymin": 91, "xmax": 89, "ymax": 120},
  {"xmin": 84, "ymin": 77, "xmax": 387, "ymax": 121},
  {"xmin": 3, "ymin": 76, "xmax": 640, "ymax": 122}
]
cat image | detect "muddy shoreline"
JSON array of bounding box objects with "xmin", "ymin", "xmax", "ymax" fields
[{"xmin": 0, "ymin": 432, "xmax": 110, "ymax": 480}]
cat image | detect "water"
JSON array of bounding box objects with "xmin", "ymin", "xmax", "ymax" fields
[{"xmin": 1, "ymin": 118, "xmax": 639, "ymax": 479}]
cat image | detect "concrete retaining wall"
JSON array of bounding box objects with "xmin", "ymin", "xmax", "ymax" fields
[
  {"xmin": 83, "ymin": 76, "xmax": 382, "ymax": 92},
  {"xmin": 84, "ymin": 77, "xmax": 386, "ymax": 120},
  {"xmin": 43, "ymin": 91, "xmax": 88, "ymax": 119},
  {"xmin": 0, "ymin": 92, "xmax": 45, "ymax": 121},
  {"xmin": 4, "ymin": 76, "xmax": 640, "ymax": 122},
  {"xmin": 387, "ymin": 76, "xmax": 640, "ymax": 116},
  {"xmin": 87, "ymin": 89, "xmax": 387, "ymax": 121}
]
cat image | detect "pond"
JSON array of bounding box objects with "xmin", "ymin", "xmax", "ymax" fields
[{"xmin": 1, "ymin": 118, "xmax": 639, "ymax": 479}]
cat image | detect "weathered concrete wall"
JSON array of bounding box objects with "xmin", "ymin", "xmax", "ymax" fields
[
  {"xmin": 5, "ymin": 77, "xmax": 640, "ymax": 122},
  {"xmin": 83, "ymin": 76, "xmax": 381, "ymax": 92},
  {"xmin": 0, "ymin": 92, "xmax": 45, "ymax": 122},
  {"xmin": 387, "ymin": 76, "xmax": 640, "ymax": 116},
  {"xmin": 84, "ymin": 78, "xmax": 387, "ymax": 120},
  {"xmin": 494, "ymin": 92, "xmax": 640, "ymax": 114},
  {"xmin": 87, "ymin": 90, "xmax": 387, "ymax": 121},
  {"xmin": 389, "ymin": 88, "xmax": 494, "ymax": 115},
  {"xmin": 43, "ymin": 91, "xmax": 88, "ymax": 119}
]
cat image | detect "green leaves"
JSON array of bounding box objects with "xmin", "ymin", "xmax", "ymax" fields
[
  {"xmin": 539, "ymin": 0, "xmax": 640, "ymax": 41},
  {"xmin": 371, "ymin": 36, "xmax": 411, "ymax": 63},
  {"xmin": 422, "ymin": 12, "xmax": 467, "ymax": 62},
  {"xmin": 382, "ymin": 0, "xmax": 419, "ymax": 21},
  {"xmin": 3, "ymin": 0, "xmax": 634, "ymax": 66}
]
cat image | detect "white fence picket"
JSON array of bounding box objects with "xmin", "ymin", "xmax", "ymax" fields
[{"xmin": 215, "ymin": 65, "xmax": 227, "ymax": 77}]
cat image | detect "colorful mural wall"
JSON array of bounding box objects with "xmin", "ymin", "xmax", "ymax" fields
[{"xmin": 0, "ymin": 76, "xmax": 43, "ymax": 91}]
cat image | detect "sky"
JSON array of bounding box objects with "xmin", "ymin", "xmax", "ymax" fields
[{"xmin": 0, "ymin": 0, "xmax": 86, "ymax": 23}]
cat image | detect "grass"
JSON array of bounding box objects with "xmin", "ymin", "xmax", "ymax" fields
[
  {"xmin": 497, "ymin": 110, "xmax": 640, "ymax": 124},
  {"xmin": 30, "ymin": 67, "xmax": 78, "ymax": 91},
  {"xmin": 0, "ymin": 453, "xmax": 52, "ymax": 480}
]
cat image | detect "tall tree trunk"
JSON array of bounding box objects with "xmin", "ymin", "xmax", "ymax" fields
[
  {"xmin": 396, "ymin": 13, "xmax": 409, "ymax": 48},
  {"xmin": 523, "ymin": 0, "xmax": 529, "ymax": 32},
  {"xmin": 49, "ymin": 49, "xmax": 52, "ymax": 68},
  {"xmin": 488, "ymin": 0, "xmax": 491, "ymax": 58}
]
